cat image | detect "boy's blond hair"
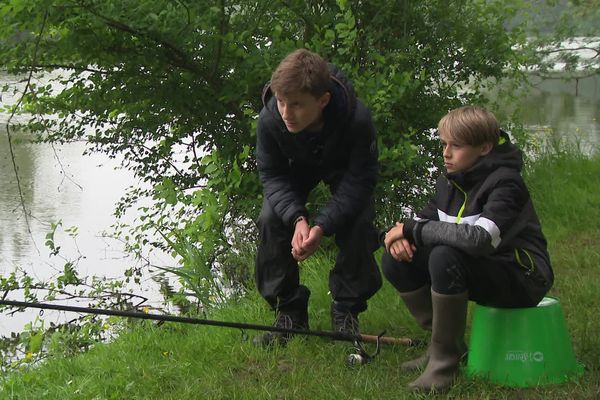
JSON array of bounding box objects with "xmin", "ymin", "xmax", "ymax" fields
[
  {"xmin": 438, "ymin": 106, "xmax": 500, "ymax": 146},
  {"xmin": 270, "ymin": 49, "xmax": 330, "ymax": 98}
]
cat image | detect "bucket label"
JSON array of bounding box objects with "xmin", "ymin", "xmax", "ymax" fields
[{"xmin": 505, "ymin": 350, "xmax": 544, "ymax": 363}]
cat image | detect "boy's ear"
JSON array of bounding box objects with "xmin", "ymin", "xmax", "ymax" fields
[
  {"xmin": 479, "ymin": 142, "xmax": 493, "ymax": 156},
  {"xmin": 318, "ymin": 92, "xmax": 331, "ymax": 109}
]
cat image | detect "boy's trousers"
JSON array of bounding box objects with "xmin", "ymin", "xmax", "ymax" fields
[
  {"xmin": 382, "ymin": 245, "xmax": 551, "ymax": 308},
  {"xmin": 255, "ymin": 197, "xmax": 382, "ymax": 314}
]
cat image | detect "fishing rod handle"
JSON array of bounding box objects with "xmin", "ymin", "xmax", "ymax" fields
[{"xmin": 360, "ymin": 333, "xmax": 420, "ymax": 346}]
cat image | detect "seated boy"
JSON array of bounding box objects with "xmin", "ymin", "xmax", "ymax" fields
[{"xmin": 381, "ymin": 106, "xmax": 554, "ymax": 393}]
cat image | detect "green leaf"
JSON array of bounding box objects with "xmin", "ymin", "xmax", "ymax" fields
[{"xmin": 27, "ymin": 332, "xmax": 44, "ymax": 354}]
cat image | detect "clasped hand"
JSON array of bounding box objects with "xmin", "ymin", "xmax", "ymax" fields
[
  {"xmin": 291, "ymin": 219, "xmax": 323, "ymax": 262},
  {"xmin": 384, "ymin": 222, "xmax": 416, "ymax": 262}
]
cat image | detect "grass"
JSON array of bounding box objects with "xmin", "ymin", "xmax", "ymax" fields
[{"xmin": 1, "ymin": 150, "xmax": 600, "ymax": 399}]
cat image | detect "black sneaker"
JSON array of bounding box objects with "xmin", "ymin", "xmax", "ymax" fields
[
  {"xmin": 253, "ymin": 309, "xmax": 308, "ymax": 347},
  {"xmin": 331, "ymin": 304, "xmax": 360, "ymax": 336}
]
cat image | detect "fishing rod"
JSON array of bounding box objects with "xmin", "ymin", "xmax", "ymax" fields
[{"xmin": 0, "ymin": 299, "xmax": 422, "ymax": 365}]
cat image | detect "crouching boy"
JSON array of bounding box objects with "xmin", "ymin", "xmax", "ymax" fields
[{"xmin": 381, "ymin": 106, "xmax": 554, "ymax": 393}]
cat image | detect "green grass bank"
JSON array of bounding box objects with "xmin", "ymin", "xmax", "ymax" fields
[{"xmin": 1, "ymin": 150, "xmax": 599, "ymax": 399}]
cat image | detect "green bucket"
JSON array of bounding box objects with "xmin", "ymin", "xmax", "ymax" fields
[{"xmin": 466, "ymin": 297, "xmax": 584, "ymax": 387}]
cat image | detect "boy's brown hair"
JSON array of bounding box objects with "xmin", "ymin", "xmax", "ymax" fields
[
  {"xmin": 438, "ymin": 106, "xmax": 500, "ymax": 146},
  {"xmin": 270, "ymin": 49, "xmax": 330, "ymax": 98}
]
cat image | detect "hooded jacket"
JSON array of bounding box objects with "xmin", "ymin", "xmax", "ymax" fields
[
  {"xmin": 256, "ymin": 64, "xmax": 378, "ymax": 236},
  {"xmin": 403, "ymin": 131, "xmax": 553, "ymax": 286}
]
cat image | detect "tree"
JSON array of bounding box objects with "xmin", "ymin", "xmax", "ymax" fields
[
  {"xmin": 519, "ymin": 0, "xmax": 599, "ymax": 85},
  {"xmin": 0, "ymin": 0, "xmax": 531, "ymax": 306}
]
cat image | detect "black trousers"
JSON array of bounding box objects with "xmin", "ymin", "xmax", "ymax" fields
[
  {"xmin": 382, "ymin": 245, "xmax": 550, "ymax": 308},
  {"xmin": 255, "ymin": 198, "xmax": 382, "ymax": 314}
]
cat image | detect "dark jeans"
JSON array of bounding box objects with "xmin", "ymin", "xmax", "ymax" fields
[
  {"xmin": 381, "ymin": 245, "xmax": 550, "ymax": 308},
  {"xmin": 255, "ymin": 198, "xmax": 382, "ymax": 314}
]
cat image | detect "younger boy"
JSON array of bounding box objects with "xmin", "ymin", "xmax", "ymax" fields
[{"xmin": 381, "ymin": 106, "xmax": 553, "ymax": 393}]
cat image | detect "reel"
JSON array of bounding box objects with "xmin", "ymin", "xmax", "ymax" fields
[{"xmin": 345, "ymin": 331, "xmax": 384, "ymax": 367}]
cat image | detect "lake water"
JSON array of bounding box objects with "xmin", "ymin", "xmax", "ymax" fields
[
  {"xmin": 0, "ymin": 73, "xmax": 170, "ymax": 337},
  {"xmin": 496, "ymin": 74, "xmax": 600, "ymax": 153},
  {"xmin": 0, "ymin": 136, "xmax": 173, "ymax": 336},
  {"xmin": 1, "ymin": 72, "xmax": 599, "ymax": 338}
]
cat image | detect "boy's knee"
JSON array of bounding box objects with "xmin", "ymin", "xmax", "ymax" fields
[
  {"xmin": 382, "ymin": 252, "xmax": 415, "ymax": 281},
  {"xmin": 428, "ymin": 245, "xmax": 461, "ymax": 266},
  {"xmin": 428, "ymin": 246, "xmax": 468, "ymax": 294},
  {"xmin": 381, "ymin": 252, "xmax": 426, "ymax": 292}
]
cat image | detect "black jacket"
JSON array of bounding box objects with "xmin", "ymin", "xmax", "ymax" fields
[
  {"xmin": 256, "ymin": 64, "xmax": 378, "ymax": 235},
  {"xmin": 403, "ymin": 131, "xmax": 554, "ymax": 285}
]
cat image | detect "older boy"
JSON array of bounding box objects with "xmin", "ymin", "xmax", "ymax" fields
[
  {"xmin": 254, "ymin": 49, "xmax": 382, "ymax": 346},
  {"xmin": 382, "ymin": 106, "xmax": 553, "ymax": 392}
]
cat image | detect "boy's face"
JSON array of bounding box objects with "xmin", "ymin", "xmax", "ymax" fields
[
  {"xmin": 275, "ymin": 91, "xmax": 331, "ymax": 133},
  {"xmin": 439, "ymin": 130, "xmax": 492, "ymax": 173}
]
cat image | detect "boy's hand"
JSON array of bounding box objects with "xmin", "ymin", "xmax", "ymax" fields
[
  {"xmin": 384, "ymin": 222, "xmax": 405, "ymax": 252},
  {"xmin": 385, "ymin": 223, "xmax": 416, "ymax": 262},
  {"xmin": 293, "ymin": 225, "xmax": 323, "ymax": 262},
  {"xmin": 291, "ymin": 219, "xmax": 310, "ymax": 260},
  {"xmin": 389, "ymin": 238, "xmax": 416, "ymax": 262}
]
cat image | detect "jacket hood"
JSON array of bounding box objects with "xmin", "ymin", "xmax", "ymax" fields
[
  {"xmin": 261, "ymin": 63, "xmax": 358, "ymax": 129},
  {"xmin": 446, "ymin": 130, "xmax": 523, "ymax": 185}
]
